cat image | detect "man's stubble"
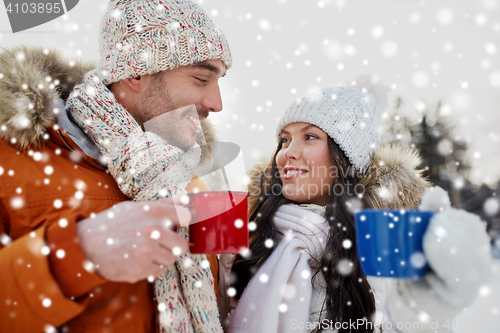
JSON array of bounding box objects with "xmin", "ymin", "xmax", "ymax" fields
[{"xmin": 134, "ymin": 73, "xmax": 195, "ymax": 150}]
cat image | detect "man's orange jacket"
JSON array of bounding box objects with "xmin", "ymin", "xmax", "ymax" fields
[{"xmin": 0, "ymin": 46, "xmax": 218, "ymax": 332}]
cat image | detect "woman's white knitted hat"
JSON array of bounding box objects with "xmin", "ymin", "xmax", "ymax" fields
[
  {"xmin": 99, "ymin": 0, "xmax": 232, "ymax": 84},
  {"xmin": 276, "ymin": 75, "xmax": 389, "ymax": 172}
]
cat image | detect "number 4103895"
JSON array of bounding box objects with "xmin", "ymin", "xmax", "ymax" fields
[
  {"xmin": 444, "ymin": 318, "xmax": 499, "ymax": 330},
  {"xmin": 5, "ymin": 2, "xmax": 61, "ymax": 14}
]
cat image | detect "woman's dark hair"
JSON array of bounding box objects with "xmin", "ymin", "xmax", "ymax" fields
[{"xmin": 230, "ymin": 136, "xmax": 375, "ymax": 333}]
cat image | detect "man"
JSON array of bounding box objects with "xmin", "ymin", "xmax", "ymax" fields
[{"xmin": 0, "ymin": 0, "xmax": 231, "ymax": 331}]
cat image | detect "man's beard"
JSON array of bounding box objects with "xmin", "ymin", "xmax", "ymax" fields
[{"xmin": 134, "ymin": 77, "xmax": 198, "ymax": 151}]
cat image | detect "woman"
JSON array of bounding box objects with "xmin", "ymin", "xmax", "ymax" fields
[{"xmin": 219, "ymin": 76, "xmax": 491, "ymax": 333}]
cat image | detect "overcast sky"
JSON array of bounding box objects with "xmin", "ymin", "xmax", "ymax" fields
[{"xmin": 1, "ymin": 0, "xmax": 499, "ymax": 187}]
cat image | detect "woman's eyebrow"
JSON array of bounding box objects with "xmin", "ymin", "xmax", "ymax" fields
[
  {"xmin": 282, "ymin": 124, "xmax": 317, "ymax": 135},
  {"xmin": 300, "ymin": 124, "xmax": 316, "ymax": 132}
]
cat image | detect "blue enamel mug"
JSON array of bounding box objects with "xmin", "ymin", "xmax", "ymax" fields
[{"xmin": 354, "ymin": 209, "xmax": 434, "ymax": 279}]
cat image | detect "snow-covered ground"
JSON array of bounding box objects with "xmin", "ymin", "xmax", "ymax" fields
[{"xmin": 453, "ymin": 258, "xmax": 500, "ymax": 333}]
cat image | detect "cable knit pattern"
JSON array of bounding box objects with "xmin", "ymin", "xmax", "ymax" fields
[
  {"xmin": 66, "ymin": 70, "xmax": 222, "ymax": 333},
  {"xmin": 276, "ymin": 75, "xmax": 389, "ymax": 172},
  {"xmin": 99, "ymin": 0, "xmax": 232, "ymax": 84}
]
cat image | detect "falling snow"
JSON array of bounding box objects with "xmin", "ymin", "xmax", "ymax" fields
[{"xmin": 0, "ymin": 0, "xmax": 499, "ymax": 330}]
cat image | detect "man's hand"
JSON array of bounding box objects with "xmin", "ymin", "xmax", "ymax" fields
[{"xmin": 76, "ymin": 198, "xmax": 191, "ymax": 283}]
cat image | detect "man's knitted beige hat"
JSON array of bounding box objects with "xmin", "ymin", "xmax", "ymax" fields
[
  {"xmin": 276, "ymin": 75, "xmax": 389, "ymax": 172},
  {"xmin": 99, "ymin": 0, "xmax": 232, "ymax": 84}
]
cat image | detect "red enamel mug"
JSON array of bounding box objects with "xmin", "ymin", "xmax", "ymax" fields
[{"xmin": 186, "ymin": 191, "xmax": 249, "ymax": 254}]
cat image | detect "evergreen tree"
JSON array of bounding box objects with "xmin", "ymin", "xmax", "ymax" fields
[{"xmin": 383, "ymin": 98, "xmax": 500, "ymax": 254}]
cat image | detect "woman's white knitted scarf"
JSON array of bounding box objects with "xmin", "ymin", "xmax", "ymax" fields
[
  {"xmin": 66, "ymin": 69, "xmax": 222, "ymax": 333},
  {"xmin": 228, "ymin": 204, "xmax": 330, "ymax": 333}
]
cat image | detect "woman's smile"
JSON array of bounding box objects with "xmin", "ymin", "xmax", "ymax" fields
[{"xmin": 283, "ymin": 167, "xmax": 309, "ymax": 180}]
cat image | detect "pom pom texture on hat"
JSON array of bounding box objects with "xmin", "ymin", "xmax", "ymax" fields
[
  {"xmin": 276, "ymin": 75, "xmax": 389, "ymax": 172},
  {"xmin": 99, "ymin": 0, "xmax": 232, "ymax": 84}
]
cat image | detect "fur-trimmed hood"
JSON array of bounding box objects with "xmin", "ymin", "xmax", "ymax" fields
[
  {"xmin": 0, "ymin": 45, "xmax": 217, "ymax": 151},
  {"xmin": 358, "ymin": 144, "xmax": 431, "ymax": 209},
  {"xmin": 0, "ymin": 45, "xmax": 93, "ymax": 148},
  {"xmin": 247, "ymin": 143, "xmax": 432, "ymax": 212}
]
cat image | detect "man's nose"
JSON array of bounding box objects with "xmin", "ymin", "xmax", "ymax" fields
[{"xmin": 201, "ymin": 82, "xmax": 223, "ymax": 113}]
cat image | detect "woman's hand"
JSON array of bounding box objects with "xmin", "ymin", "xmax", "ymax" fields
[{"xmin": 386, "ymin": 187, "xmax": 491, "ymax": 332}]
